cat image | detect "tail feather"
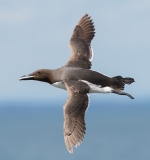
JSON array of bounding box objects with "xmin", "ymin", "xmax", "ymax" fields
[
  {"xmin": 112, "ymin": 76, "xmax": 134, "ymax": 91},
  {"xmin": 113, "ymin": 76, "xmax": 134, "ymax": 84},
  {"xmin": 123, "ymin": 77, "xmax": 135, "ymax": 84},
  {"xmin": 112, "ymin": 76, "xmax": 134, "ymax": 99}
]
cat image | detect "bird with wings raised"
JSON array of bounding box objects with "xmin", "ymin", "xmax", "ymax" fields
[{"xmin": 19, "ymin": 14, "xmax": 134, "ymax": 153}]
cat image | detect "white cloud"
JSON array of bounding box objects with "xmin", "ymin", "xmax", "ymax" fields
[{"xmin": 0, "ymin": 7, "xmax": 35, "ymax": 25}]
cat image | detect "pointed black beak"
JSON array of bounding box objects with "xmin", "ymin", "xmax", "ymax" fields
[{"xmin": 19, "ymin": 75, "xmax": 35, "ymax": 81}]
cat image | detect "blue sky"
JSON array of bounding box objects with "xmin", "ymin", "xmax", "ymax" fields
[{"xmin": 0, "ymin": 0, "xmax": 150, "ymax": 101}]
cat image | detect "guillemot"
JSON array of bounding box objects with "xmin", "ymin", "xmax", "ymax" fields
[{"xmin": 19, "ymin": 14, "xmax": 134, "ymax": 153}]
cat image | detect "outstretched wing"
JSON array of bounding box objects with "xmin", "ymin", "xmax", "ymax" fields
[
  {"xmin": 63, "ymin": 80, "xmax": 90, "ymax": 153},
  {"xmin": 66, "ymin": 14, "xmax": 95, "ymax": 69}
]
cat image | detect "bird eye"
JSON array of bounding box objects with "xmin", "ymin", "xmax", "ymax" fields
[{"xmin": 38, "ymin": 71, "xmax": 41, "ymax": 74}]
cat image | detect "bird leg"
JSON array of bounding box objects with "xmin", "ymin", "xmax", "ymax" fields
[{"xmin": 112, "ymin": 90, "xmax": 134, "ymax": 99}]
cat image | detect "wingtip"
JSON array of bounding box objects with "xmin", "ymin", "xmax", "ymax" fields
[{"xmin": 68, "ymin": 148, "xmax": 73, "ymax": 153}]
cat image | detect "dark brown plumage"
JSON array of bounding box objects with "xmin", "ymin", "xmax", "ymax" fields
[
  {"xmin": 19, "ymin": 14, "xmax": 134, "ymax": 153},
  {"xmin": 63, "ymin": 80, "xmax": 90, "ymax": 153},
  {"xmin": 67, "ymin": 14, "xmax": 95, "ymax": 69}
]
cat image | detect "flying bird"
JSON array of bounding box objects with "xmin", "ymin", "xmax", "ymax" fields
[{"xmin": 19, "ymin": 14, "xmax": 134, "ymax": 153}]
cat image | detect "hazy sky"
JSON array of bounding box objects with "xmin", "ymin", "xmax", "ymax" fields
[{"xmin": 0, "ymin": 0, "xmax": 150, "ymax": 101}]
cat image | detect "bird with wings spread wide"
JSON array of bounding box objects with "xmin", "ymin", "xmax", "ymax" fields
[{"xmin": 19, "ymin": 14, "xmax": 134, "ymax": 153}]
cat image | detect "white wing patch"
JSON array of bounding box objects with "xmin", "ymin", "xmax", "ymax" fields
[
  {"xmin": 79, "ymin": 80, "xmax": 112, "ymax": 93},
  {"xmin": 86, "ymin": 94, "xmax": 90, "ymax": 113},
  {"xmin": 89, "ymin": 46, "xmax": 94, "ymax": 61}
]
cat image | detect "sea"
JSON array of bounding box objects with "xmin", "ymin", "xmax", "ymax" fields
[{"xmin": 0, "ymin": 96, "xmax": 150, "ymax": 160}]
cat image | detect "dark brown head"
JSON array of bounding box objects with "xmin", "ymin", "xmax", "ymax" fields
[{"xmin": 19, "ymin": 69, "xmax": 52, "ymax": 84}]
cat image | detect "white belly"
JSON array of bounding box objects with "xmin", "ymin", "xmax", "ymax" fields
[
  {"xmin": 52, "ymin": 81, "xmax": 112, "ymax": 94},
  {"xmin": 52, "ymin": 82, "xmax": 66, "ymax": 90},
  {"xmin": 79, "ymin": 80, "xmax": 112, "ymax": 93}
]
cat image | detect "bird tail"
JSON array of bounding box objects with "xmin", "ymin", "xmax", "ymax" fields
[
  {"xmin": 113, "ymin": 76, "xmax": 135, "ymax": 85},
  {"xmin": 111, "ymin": 76, "xmax": 135, "ymax": 99}
]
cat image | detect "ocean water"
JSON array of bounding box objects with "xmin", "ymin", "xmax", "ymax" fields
[{"xmin": 0, "ymin": 97, "xmax": 150, "ymax": 160}]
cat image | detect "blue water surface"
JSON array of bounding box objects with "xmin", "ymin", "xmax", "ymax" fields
[{"xmin": 0, "ymin": 96, "xmax": 150, "ymax": 160}]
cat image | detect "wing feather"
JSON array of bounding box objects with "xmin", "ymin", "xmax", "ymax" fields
[
  {"xmin": 63, "ymin": 80, "xmax": 90, "ymax": 153},
  {"xmin": 66, "ymin": 14, "xmax": 95, "ymax": 69}
]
